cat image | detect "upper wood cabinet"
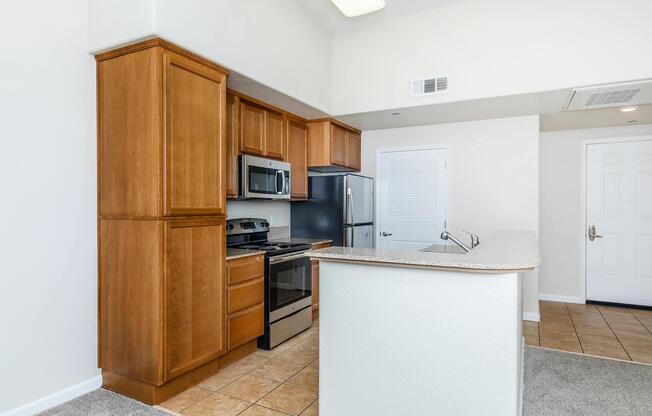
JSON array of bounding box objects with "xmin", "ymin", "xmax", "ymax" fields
[
  {"xmin": 239, "ymin": 99, "xmax": 286, "ymax": 161},
  {"xmin": 240, "ymin": 101, "xmax": 265, "ymax": 156},
  {"xmin": 264, "ymin": 111, "xmax": 285, "ymax": 160},
  {"xmin": 346, "ymin": 131, "xmax": 361, "ymax": 171},
  {"xmin": 226, "ymin": 94, "xmax": 240, "ymax": 198},
  {"xmin": 97, "ymin": 40, "xmax": 228, "ymax": 218},
  {"xmin": 164, "ymin": 54, "xmax": 226, "ymax": 216},
  {"xmin": 307, "ymin": 120, "xmax": 362, "ymax": 172},
  {"xmin": 287, "ymin": 119, "xmax": 309, "ymax": 200}
]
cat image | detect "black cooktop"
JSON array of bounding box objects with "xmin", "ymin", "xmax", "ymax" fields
[{"xmin": 237, "ymin": 241, "xmax": 311, "ymax": 257}]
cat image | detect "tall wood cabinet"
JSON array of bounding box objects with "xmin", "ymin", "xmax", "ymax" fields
[{"xmin": 96, "ymin": 39, "xmax": 230, "ymax": 404}]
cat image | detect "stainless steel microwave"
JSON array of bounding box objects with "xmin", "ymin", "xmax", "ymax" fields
[{"xmin": 239, "ymin": 155, "xmax": 291, "ymax": 200}]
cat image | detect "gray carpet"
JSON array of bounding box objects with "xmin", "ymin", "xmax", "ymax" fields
[
  {"xmin": 37, "ymin": 389, "xmax": 170, "ymax": 416},
  {"xmin": 38, "ymin": 347, "xmax": 652, "ymax": 415},
  {"xmin": 524, "ymin": 347, "xmax": 652, "ymax": 416}
]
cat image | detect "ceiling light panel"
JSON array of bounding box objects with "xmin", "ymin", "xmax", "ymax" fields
[{"xmin": 330, "ymin": 0, "xmax": 386, "ymax": 17}]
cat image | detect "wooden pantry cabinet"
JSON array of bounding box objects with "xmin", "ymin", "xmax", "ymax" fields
[
  {"xmin": 96, "ymin": 38, "xmax": 237, "ymax": 405},
  {"xmin": 307, "ymin": 119, "xmax": 361, "ymax": 172}
]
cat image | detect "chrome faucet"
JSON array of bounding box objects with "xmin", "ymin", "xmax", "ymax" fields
[
  {"xmin": 440, "ymin": 231, "xmax": 471, "ymax": 253},
  {"xmin": 440, "ymin": 230, "xmax": 480, "ymax": 252}
]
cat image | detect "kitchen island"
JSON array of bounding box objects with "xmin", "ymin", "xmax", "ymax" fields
[{"xmin": 308, "ymin": 230, "xmax": 539, "ymax": 416}]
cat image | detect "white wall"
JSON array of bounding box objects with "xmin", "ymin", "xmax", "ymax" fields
[
  {"xmin": 332, "ymin": 0, "xmax": 652, "ymax": 115},
  {"xmin": 539, "ymin": 124, "xmax": 652, "ymax": 301},
  {"xmin": 227, "ymin": 201, "xmax": 291, "ymax": 227},
  {"xmin": 87, "ymin": 0, "xmax": 333, "ymax": 114},
  {"xmin": 0, "ymin": 0, "xmax": 99, "ymax": 414},
  {"xmin": 361, "ymin": 116, "xmax": 540, "ymax": 317}
]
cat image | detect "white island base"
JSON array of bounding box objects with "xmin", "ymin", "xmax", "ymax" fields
[{"xmin": 318, "ymin": 260, "xmax": 524, "ymax": 416}]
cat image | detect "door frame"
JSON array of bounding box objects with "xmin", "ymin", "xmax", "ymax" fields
[
  {"xmin": 375, "ymin": 144, "xmax": 449, "ymax": 249},
  {"xmin": 580, "ymin": 135, "xmax": 652, "ymax": 302}
]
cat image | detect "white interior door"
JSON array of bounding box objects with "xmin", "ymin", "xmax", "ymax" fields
[
  {"xmin": 377, "ymin": 147, "xmax": 447, "ymax": 251},
  {"xmin": 586, "ymin": 139, "xmax": 652, "ymax": 306}
]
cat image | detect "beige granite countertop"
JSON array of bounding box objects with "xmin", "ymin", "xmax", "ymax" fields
[
  {"xmin": 226, "ymin": 248, "xmax": 265, "ymax": 261},
  {"xmin": 269, "ymin": 238, "xmax": 333, "ymax": 247},
  {"xmin": 307, "ymin": 230, "xmax": 540, "ymax": 272}
]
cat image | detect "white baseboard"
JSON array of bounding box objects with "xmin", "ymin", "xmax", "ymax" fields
[
  {"xmin": 2, "ymin": 375, "xmax": 102, "ymax": 416},
  {"xmin": 539, "ymin": 294, "xmax": 586, "ymax": 304},
  {"xmin": 523, "ymin": 312, "xmax": 540, "ymax": 322}
]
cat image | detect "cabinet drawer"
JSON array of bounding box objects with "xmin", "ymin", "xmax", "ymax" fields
[
  {"xmin": 228, "ymin": 304, "xmax": 264, "ymax": 350},
  {"xmin": 227, "ymin": 255, "xmax": 264, "ymax": 285},
  {"xmin": 228, "ymin": 278, "xmax": 264, "ymax": 315}
]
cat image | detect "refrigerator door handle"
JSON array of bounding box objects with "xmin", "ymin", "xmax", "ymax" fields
[{"xmin": 347, "ymin": 187, "xmax": 354, "ymax": 225}]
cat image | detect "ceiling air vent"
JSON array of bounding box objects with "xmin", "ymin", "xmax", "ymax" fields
[
  {"xmin": 412, "ymin": 75, "xmax": 449, "ymax": 97},
  {"xmin": 565, "ymin": 80, "xmax": 652, "ymax": 111}
]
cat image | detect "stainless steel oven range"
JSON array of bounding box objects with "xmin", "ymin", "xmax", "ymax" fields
[{"xmin": 226, "ymin": 218, "xmax": 312, "ymax": 349}]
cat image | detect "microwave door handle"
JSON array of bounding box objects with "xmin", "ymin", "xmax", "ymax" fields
[{"xmin": 275, "ymin": 170, "xmax": 282, "ymax": 194}]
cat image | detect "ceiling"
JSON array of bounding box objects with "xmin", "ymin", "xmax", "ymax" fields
[{"xmin": 298, "ymin": 0, "xmax": 464, "ymax": 32}]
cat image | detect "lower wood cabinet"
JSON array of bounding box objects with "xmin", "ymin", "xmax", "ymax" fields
[
  {"xmin": 310, "ymin": 241, "xmax": 332, "ymax": 319},
  {"xmin": 226, "ymin": 255, "xmax": 265, "ymax": 350},
  {"xmin": 164, "ymin": 219, "xmax": 227, "ymax": 380},
  {"xmin": 99, "ymin": 218, "xmax": 227, "ymax": 386}
]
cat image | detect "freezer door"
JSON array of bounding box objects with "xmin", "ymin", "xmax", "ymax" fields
[
  {"xmin": 344, "ymin": 224, "xmax": 375, "ymax": 248},
  {"xmin": 344, "ymin": 175, "xmax": 374, "ymax": 225}
]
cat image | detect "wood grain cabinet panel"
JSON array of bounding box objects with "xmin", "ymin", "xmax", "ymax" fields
[
  {"xmin": 228, "ymin": 278, "xmax": 264, "ymax": 315},
  {"xmin": 98, "ymin": 48, "xmax": 162, "ymax": 217},
  {"xmin": 240, "ymin": 102, "xmax": 265, "ymax": 156},
  {"xmin": 346, "ymin": 131, "xmax": 361, "ymax": 171},
  {"xmin": 99, "ymin": 219, "xmax": 164, "ymax": 385},
  {"xmin": 311, "ymin": 260, "xmax": 320, "ymax": 315},
  {"xmin": 165, "ymin": 219, "xmax": 226, "ymax": 381},
  {"xmin": 287, "ymin": 119, "xmax": 308, "ymax": 199},
  {"xmin": 264, "ymin": 111, "xmax": 285, "ymax": 160},
  {"xmin": 226, "ymin": 93, "xmax": 240, "ymax": 198},
  {"xmin": 164, "ymin": 53, "xmax": 226, "ymax": 216},
  {"xmin": 227, "ymin": 255, "xmax": 265, "ymax": 285},
  {"xmin": 228, "ymin": 305, "xmax": 264, "ymax": 350},
  {"xmin": 331, "ymin": 125, "xmax": 348, "ymax": 167}
]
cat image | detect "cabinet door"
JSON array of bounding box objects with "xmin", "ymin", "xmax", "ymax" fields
[
  {"xmin": 311, "ymin": 260, "xmax": 319, "ymax": 313},
  {"xmin": 226, "ymin": 93, "xmax": 239, "ymax": 198},
  {"xmin": 287, "ymin": 119, "xmax": 308, "ymax": 199},
  {"xmin": 331, "ymin": 124, "xmax": 347, "ymax": 167},
  {"xmin": 164, "ymin": 219, "xmax": 226, "ymax": 381},
  {"xmin": 164, "ymin": 52, "xmax": 226, "ymax": 216},
  {"xmin": 240, "ymin": 102, "xmax": 265, "ymax": 156},
  {"xmin": 264, "ymin": 111, "xmax": 285, "ymax": 160},
  {"xmin": 346, "ymin": 131, "xmax": 361, "ymax": 171}
]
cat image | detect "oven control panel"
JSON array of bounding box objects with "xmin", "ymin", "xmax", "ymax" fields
[{"xmin": 226, "ymin": 218, "xmax": 271, "ymax": 236}]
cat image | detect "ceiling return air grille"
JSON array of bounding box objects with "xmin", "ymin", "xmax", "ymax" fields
[
  {"xmin": 411, "ymin": 75, "xmax": 449, "ymax": 96},
  {"xmin": 565, "ymin": 80, "xmax": 652, "ymax": 111}
]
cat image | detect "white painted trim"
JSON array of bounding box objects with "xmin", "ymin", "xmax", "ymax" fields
[
  {"xmin": 538, "ymin": 293, "xmax": 586, "ymax": 304},
  {"xmin": 522, "ymin": 312, "xmax": 540, "ymax": 322},
  {"xmin": 2, "ymin": 375, "xmax": 102, "ymax": 416},
  {"xmin": 375, "ymin": 144, "xmax": 449, "ymax": 248},
  {"xmin": 580, "ymin": 135, "xmax": 652, "ymax": 303}
]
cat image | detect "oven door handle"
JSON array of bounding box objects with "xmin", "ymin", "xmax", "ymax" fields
[{"xmin": 268, "ymin": 252, "xmax": 308, "ymax": 265}]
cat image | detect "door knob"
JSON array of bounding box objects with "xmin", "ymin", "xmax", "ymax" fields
[
  {"xmin": 381, "ymin": 232, "xmax": 392, "ymax": 237},
  {"xmin": 588, "ymin": 224, "xmax": 603, "ymax": 241}
]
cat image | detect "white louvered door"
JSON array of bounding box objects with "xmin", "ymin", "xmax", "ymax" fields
[
  {"xmin": 377, "ymin": 147, "xmax": 447, "ymax": 251},
  {"xmin": 586, "ymin": 139, "xmax": 652, "ymax": 306}
]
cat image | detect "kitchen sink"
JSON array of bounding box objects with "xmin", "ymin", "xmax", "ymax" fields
[{"xmin": 420, "ymin": 243, "xmax": 468, "ymax": 254}]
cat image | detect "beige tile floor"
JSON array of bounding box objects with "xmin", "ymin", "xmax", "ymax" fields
[
  {"xmin": 158, "ymin": 321, "xmax": 320, "ymax": 416},
  {"xmin": 525, "ymin": 301, "xmax": 652, "ymax": 364}
]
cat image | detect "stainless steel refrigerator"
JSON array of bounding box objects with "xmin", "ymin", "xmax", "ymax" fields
[{"xmin": 291, "ymin": 174, "xmax": 374, "ymax": 248}]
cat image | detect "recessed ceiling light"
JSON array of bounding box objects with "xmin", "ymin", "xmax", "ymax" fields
[
  {"xmin": 620, "ymin": 106, "xmax": 639, "ymax": 112},
  {"xmin": 330, "ymin": 0, "xmax": 386, "ymax": 17},
  {"xmin": 627, "ymin": 119, "xmax": 639, "ymax": 123},
  {"xmin": 392, "ymin": 112, "xmax": 401, "ymax": 116}
]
